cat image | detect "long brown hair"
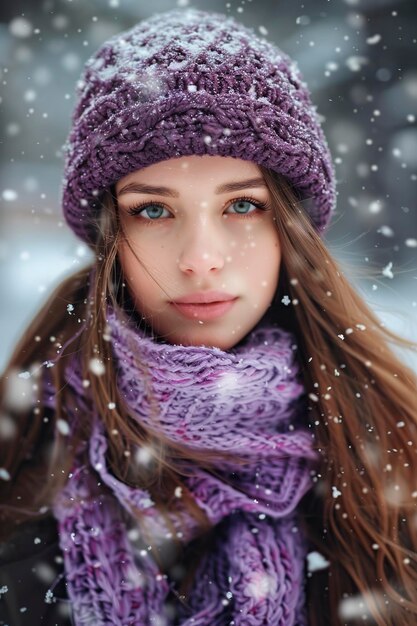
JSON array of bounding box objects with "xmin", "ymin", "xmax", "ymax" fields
[
  {"xmin": 262, "ymin": 169, "xmax": 417, "ymax": 625},
  {"xmin": 1, "ymin": 169, "xmax": 417, "ymax": 624}
]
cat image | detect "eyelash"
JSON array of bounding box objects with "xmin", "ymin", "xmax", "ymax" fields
[{"xmin": 126, "ymin": 196, "xmax": 271, "ymax": 222}]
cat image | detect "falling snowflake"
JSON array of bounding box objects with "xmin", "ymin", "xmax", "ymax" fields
[
  {"xmin": 0, "ymin": 468, "xmax": 11, "ymax": 481},
  {"xmin": 216, "ymin": 371, "xmax": 240, "ymax": 393},
  {"xmin": 382, "ymin": 262, "xmax": 394, "ymax": 279},
  {"xmin": 2, "ymin": 189, "xmax": 18, "ymax": 201},
  {"xmin": 135, "ymin": 445, "xmax": 154, "ymax": 466},
  {"xmin": 56, "ymin": 419, "xmax": 70, "ymax": 436},
  {"xmin": 9, "ymin": 17, "xmax": 33, "ymax": 38},
  {"xmin": 339, "ymin": 591, "xmax": 385, "ymax": 620},
  {"xmin": 89, "ymin": 358, "xmax": 105, "ymax": 376},
  {"xmin": 307, "ymin": 551, "xmax": 330, "ymax": 572},
  {"xmin": 332, "ymin": 486, "xmax": 342, "ymax": 498},
  {"xmin": 366, "ymin": 34, "xmax": 381, "ymax": 45},
  {"xmin": 345, "ymin": 56, "xmax": 368, "ymax": 72},
  {"xmin": 378, "ymin": 225, "xmax": 394, "ymax": 237},
  {"xmin": 245, "ymin": 572, "xmax": 276, "ymax": 601},
  {"xmin": 44, "ymin": 589, "xmax": 54, "ymax": 604}
]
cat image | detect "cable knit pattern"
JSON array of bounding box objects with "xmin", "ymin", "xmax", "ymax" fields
[
  {"xmin": 53, "ymin": 311, "xmax": 317, "ymax": 625},
  {"xmin": 62, "ymin": 8, "xmax": 335, "ymax": 243}
]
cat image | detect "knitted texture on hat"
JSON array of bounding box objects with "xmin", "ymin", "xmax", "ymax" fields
[
  {"xmin": 52, "ymin": 310, "xmax": 318, "ymax": 625},
  {"xmin": 62, "ymin": 8, "xmax": 336, "ymax": 243}
]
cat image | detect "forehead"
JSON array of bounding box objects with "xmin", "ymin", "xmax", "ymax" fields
[{"xmin": 115, "ymin": 155, "xmax": 263, "ymax": 192}]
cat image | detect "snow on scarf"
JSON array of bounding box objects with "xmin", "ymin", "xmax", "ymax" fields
[{"xmin": 53, "ymin": 309, "xmax": 318, "ymax": 625}]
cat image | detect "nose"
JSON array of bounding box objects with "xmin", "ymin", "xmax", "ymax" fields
[{"xmin": 177, "ymin": 220, "xmax": 226, "ymax": 276}]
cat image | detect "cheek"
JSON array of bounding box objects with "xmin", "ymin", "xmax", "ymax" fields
[
  {"xmin": 268, "ymin": 246, "xmax": 281, "ymax": 296},
  {"xmin": 247, "ymin": 234, "xmax": 281, "ymax": 279},
  {"xmin": 117, "ymin": 241, "xmax": 173, "ymax": 304},
  {"xmin": 118, "ymin": 238, "xmax": 152, "ymax": 275},
  {"xmin": 117, "ymin": 245, "xmax": 149, "ymax": 297},
  {"xmin": 120, "ymin": 235, "xmax": 172, "ymax": 268}
]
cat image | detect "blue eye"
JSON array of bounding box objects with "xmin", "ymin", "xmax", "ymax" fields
[
  {"xmin": 127, "ymin": 204, "xmax": 170, "ymax": 219},
  {"xmin": 227, "ymin": 200, "xmax": 257, "ymax": 215}
]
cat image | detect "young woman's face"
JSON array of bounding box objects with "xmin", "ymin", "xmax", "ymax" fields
[{"xmin": 116, "ymin": 155, "xmax": 281, "ymax": 350}]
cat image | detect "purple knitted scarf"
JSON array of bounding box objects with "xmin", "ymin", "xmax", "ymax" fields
[{"xmin": 53, "ymin": 311, "xmax": 317, "ymax": 625}]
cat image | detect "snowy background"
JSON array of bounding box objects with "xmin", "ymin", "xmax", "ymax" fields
[{"xmin": 0, "ymin": 0, "xmax": 416, "ymax": 371}]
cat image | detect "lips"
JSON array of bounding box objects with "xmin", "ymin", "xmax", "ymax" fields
[
  {"xmin": 171, "ymin": 291, "xmax": 238, "ymax": 321},
  {"xmin": 173, "ymin": 291, "xmax": 236, "ymax": 305}
]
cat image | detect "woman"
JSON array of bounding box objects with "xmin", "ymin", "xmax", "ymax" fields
[{"xmin": 1, "ymin": 8, "xmax": 416, "ymax": 625}]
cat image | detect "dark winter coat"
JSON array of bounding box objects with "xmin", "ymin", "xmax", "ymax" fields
[{"xmin": 0, "ymin": 516, "xmax": 72, "ymax": 625}]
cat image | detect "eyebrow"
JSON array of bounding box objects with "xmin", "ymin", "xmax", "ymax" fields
[{"xmin": 117, "ymin": 177, "xmax": 267, "ymax": 197}]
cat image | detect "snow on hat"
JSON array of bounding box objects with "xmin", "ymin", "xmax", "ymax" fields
[{"xmin": 62, "ymin": 8, "xmax": 336, "ymax": 243}]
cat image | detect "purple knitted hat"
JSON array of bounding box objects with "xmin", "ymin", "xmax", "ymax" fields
[{"xmin": 62, "ymin": 8, "xmax": 336, "ymax": 243}]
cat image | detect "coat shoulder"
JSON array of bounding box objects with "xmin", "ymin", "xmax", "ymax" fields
[{"xmin": 0, "ymin": 515, "xmax": 72, "ymax": 625}]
